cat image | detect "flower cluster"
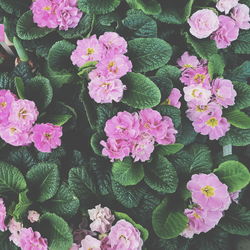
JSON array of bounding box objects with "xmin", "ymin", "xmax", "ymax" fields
[
  {"xmin": 100, "ymin": 109, "xmax": 177, "ymax": 162},
  {"xmin": 31, "ymin": 0, "xmax": 82, "ymax": 31},
  {"xmin": 181, "ymin": 173, "xmax": 231, "ymax": 238},
  {"xmin": 71, "ymin": 32, "xmax": 132, "ymax": 103},
  {"xmin": 0, "ymin": 89, "xmax": 62, "ymax": 152},
  {"xmin": 177, "ymin": 52, "xmax": 237, "ymax": 140},
  {"xmin": 188, "ymin": 0, "xmax": 250, "ymax": 48},
  {"xmin": 162, "ymin": 88, "xmax": 182, "ymax": 109},
  {"xmin": 70, "ymin": 205, "xmax": 143, "ymax": 250}
]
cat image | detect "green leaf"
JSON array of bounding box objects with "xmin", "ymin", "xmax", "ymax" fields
[
  {"xmin": 40, "ymin": 213, "xmax": 73, "ymax": 250},
  {"xmin": 152, "ymin": 197, "xmax": 188, "ymax": 239},
  {"xmin": 122, "ymin": 72, "xmax": 161, "ymax": 109},
  {"xmin": 48, "ymin": 40, "xmax": 75, "ymax": 72},
  {"xmin": 13, "ymin": 37, "xmax": 28, "ymax": 62},
  {"xmin": 90, "ymin": 132, "xmax": 105, "ymax": 156},
  {"xmin": 145, "ymin": 156, "xmax": 178, "ymax": 194},
  {"xmin": 128, "ymin": 38, "xmax": 172, "ymax": 72},
  {"xmin": 114, "ymin": 211, "xmax": 149, "ymax": 241},
  {"xmin": 0, "ymin": 73, "xmax": 14, "ymax": 90},
  {"xmin": 184, "ymin": 32, "xmax": 218, "ymax": 59},
  {"xmin": 14, "ymin": 77, "xmax": 25, "ymax": 99},
  {"xmin": 157, "ymin": 143, "xmax": 184, "ymax": 156},
  {"xmin": 214, "ymin": 160, "xmax": 250, "ymax": 192},
  {"xmin": 208, "ymin": 54, "xmax": 225, "ymax": 79},
  {"xmin": 46, "ymin": 114, "xmax": 72, "ymax": 126},
  {"xmin": 156, "ymin": 65, "xmax": 181, "ymax": 83},
  {"xmin": 224, "ymin": 109, "xmax": 250, "ymax": 129},
  {"xmin": 0, "ymin": 231, "xmax": 19, "ymax": 250},
  {"xmin": 112, "ymin": 158, "xmax": 144, "ymax": 186},
  {"xmin": 154, "ymin": 8, "xmax": 183, "ymax": 24},
  {"xmin": 227, "ymin": 61, "xmax": 250, "ymax": 82},
  {"xmin": 16, "ymin": 11, "xmax": 53, "ymax": 40},
  {"xmin": 183, "ymin": 0, "xmax": 194, "ymax": 22},
  {"xmin": 0, "ymin": 161, "xmax": 26, "ymax": 194},
  {"xmin": 26, "ymin": 163, "xmax": 60, "ymax": 202},
  {"xmin": 78, "ymin": 0, "xmax": 121, "ymax": 14},
  {"xmin": 126, "ymin": 0, "xmax": 162, "ymax": 15},
  {"xmin": 43, "ymin": 183, "xmax": 80, "ymax": 218},
  {"xmin": 0, "ymin": 0, "xmax": 29, "ymax": 17},
  {"xmin": 232, "ymin": 30, "xmax": 250, "ymax": 54},
  {"xmin": 232, "ymin": 81, "xmax": 250, "ymax": 109}
]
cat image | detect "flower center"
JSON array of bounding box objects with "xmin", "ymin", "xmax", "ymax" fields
[
  {"xmin": 195, "ymin": 105, "xmax": 208, "ymax": 112},
  {"xmin": 44, "ymin": 133, "xmax": 52, "ymax": 140},
  {"xmin": 191, "ymin": 89, "xmax": 199, "ymax": 98},
  {"xmin": 194, "ymin": 74, "xmax": 206, "ymax": 83},
  {"xmin": 86, "ymin": 48, "xmax": 95, "ymax": 55},
  {"xmin": 43, "ymin": 6, "xmax": 51, "ymax": 11},
  {"xmin": 205, "ymin": 117, "xmax": 218, "ymax": 128},
  {"xmin": 201, "ymin": 185, "xmax": 215, "ymax": 197},
  {"xmin": 18, "ymin": 108, "xmax": 27, "ymax": 119},
  {"xmin": 193, "ymin": 212, "xmax": 201, "ymax": 219},
  {"xmin": 184, "ymin": 64, "xmax": 192, "ymax": 68},
  {"xmin": 108, "ymin": 61, "xmax": 118, "ymax": 73},
  {"xmin": 0, "ymin": 101, "xmax": 7, "ymax": 108},
  {"xmin": 144, "ymin": 123, "xmax": 150, "ymax": 129},
  {"xmin": 119, "ymin": 234, "xmax": 127, "ymax": 240},
  {"xmin": 100, "ymin": 82, "xmax": 111, "ymax": 87},
  {"xmin": 10, "ymin": 127, "xmax": 17, "ymax": 134}
]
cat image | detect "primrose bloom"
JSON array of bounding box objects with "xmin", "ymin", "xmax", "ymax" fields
[
  {"xmin": 70, "ymin": 244, "xmax": 80, "ymax": 250},
  {"xmin": 80, "ymin": 235, "xmax": 101, "ymax": 250},
  {"xmin": 177, "ymin": 51, "xmax": 200, "ymax": 70},
  {"xmin": 0, "ymin": 24, "xmax": 4, "ymax": 42},
  {"xmin": 0, "ymin": 198, "xmax": 7, "ymax": 232},
  {"xmin": 71, "ymin": 35, "xmax": 104, "ymax": 67},
  {"xmin": 166, "ymin": 88, "xmax": 182, "ymax": 109},
  {"xmin": 187, "ymin": 173, "xmax": 231, "ymax": 211},
  {"xmin": 231, "ymin": 4, "xmax": 250, "ymax": 30},
  {"xmin": 28, "ymin": 210, "xmax": 40, "ymax": 223},
  {"xmin": 230, "ymin": 190, "xmax": 241, "ymax": 203},
  {"xmin": 8, "ymin": 218, "xmax": 23, "ymax": 247},
  {"xmin": 216, "ymin": 0, "xmax": 239, "ymax": 14}
]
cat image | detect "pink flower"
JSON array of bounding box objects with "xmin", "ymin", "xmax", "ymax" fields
[
  {"xmin": 88, "ymin": 204, "xmax": 115, "ymax": 234},
  {"xmin": 0, "ymin": 24, "xmax": 4, "ymax": 42},
  {"xmin": 211, "ymin": 15, "xmax": 239, "ymax": 49},
  {"xmin": 27, "ymin": 210, "xmax": 40, "ymax": 223},
  {"xmin": 212, "ymin": 78, "xmax": 237, "ymax": 107},
  {"xmin": 96, "ymin": 54, "xmax": 132, "ymax": 80},
  {"xmin": 188, "ymin": 9, "xmax": 219, "ymax": 39},
  {"xmin": 231, "ymin": 4, "xmax": 250, "ymax": 30},
  {"xmin": 71, "ymin": 35, "xmax": 104, "ymax": 67},
  {"xmin": 230, "ymin": 190, "xmax": 240, "ymax": 203},
  {"xmin": 177, "ymin": 52, "xmax": 200, "ymax": 71},
  {"xmin": 99, "ymin": 32, "xmax": 128, "ymax": 54},
  {"xmin": 104, "ymin": 111, "xmax": 140, "ymax": 140},
  {"xmin": 183, "ymin": 85, "xmax": 212, "ymax": 105},
  {"xmin": 80, "ymin": 235, "xmax": 101, "ymax": 250},
  {"xmin": 0, "ymin": 90, "xmax": 16, "ymax": 126},
  {"xmin": 31, "ymin": 123, "xmax": 62, "ymax": 153},
  {"xmin": 31, "ymin": 0, "xmax": 58, "ymax": 29},
  {"xmin": 108, "ymin": 220, "xmax": 143, "ymax": 250},
  {"xmin": 100, "ymin": 138, "xmax": 131, "ymax": 162},
  {"xmin": 101, "ymin": 237, "xmax": 111, "ymax": 250},
  {"xmin": 187, "ymin": 173, "xmax": 231, "ymax": 211},
  {"xmin": 88, "ymin": 77, "xmax": 126, "ymax": 103},
  {"xmin": 8, "ymin": 218, "xmax": 23, "ymax": 247},
  {"xmin": 166, "ymin": 88, "xmax": 182, "ymax": 108},
  {"xmin": 0, "ymin": 198, "xmax": 7, "ymax": 232},
  {"xmin": 8, "ymin": 99, "xmax": 39, "ymax": 130},
  {"xmin": 19, "ymin": 227, "xmax": 48, "ymax": 250},
  {"xmin": 216, "ymin": 0, "xmax": 239, "ymax": 14},
  {"xmin": 70, "ymin": 243, "xmax": 80, "ymax": 250},
  {"xmin": 181, "ymin": 207, "xmax": 223, "ymax": 238},
  {"xmin": 55, "ymin": 0, "xmax": 83, "ymax": 31}
]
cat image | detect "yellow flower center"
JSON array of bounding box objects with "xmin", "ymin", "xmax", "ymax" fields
[
  {"xmin": 86, "ymin": 48, "xmax": 95, "ymax": 55},
  {"xmin": 205, "ymin": 117, "xmax": 218, "ymax": 128},
  {"xmin": 0, "ymin": 102, "xmax": 7, "ymax": 108},
  {"xmin": 201, "ymin": 185, "xmax": 215, "ymax": 197},
  {"xmin": 100, "ymin": 82, "xmax": 111, "ymax": 87},
  {"xmin": 194, "ymin": 74, "xmax": 206, "ymax": 83},
  {"xmin": 44, "ymin": 133, "xmax": 52, "ymax": 140},
  {"xmin": 184, "ymin": 64, "xmax": 192, "ymax": 68},
  {"xmin": 195, "ymin": 105, "xmax": 208, "ymax": 112},
  {"xmin": 119, "ymin": 234, "xmax": 127, "ymax": 240},
  {"xmin": 10, "ymin": 127, "xmax": 17, "ymax": 134},
  {"xmin": 191, "ymin": 89, "xmax": 199, "ymax": 98},
  {"xmin": 144, "ymin": 123, "xmax": 150, "ymax": 129},
  {"xmin": 108, "ymin": 61, "xmax": 118, "ymax": 73},
  {"xmin": 193, "ymin": 212, "xmax": 201, "ymax": 219},
  {"xmin": 43, "ymin": 6, "xmax": 51, "ymax": 11},
  {"xmin": 18, "ymin": 108, "xmax": 27, "ymax": 119}
]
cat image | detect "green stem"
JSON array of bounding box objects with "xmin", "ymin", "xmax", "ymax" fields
[{"xmin": 13, "ymin": 36, "xmax": 29, "ymax": 62}]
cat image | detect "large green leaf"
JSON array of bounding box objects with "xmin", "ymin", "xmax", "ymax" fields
[
  {"xmin": 224, "ymin": 109, "xmax": 250, "ymax": 129},
  {"xmin": 0, "ymin": 0, "xmax": 29, "ymax": 17},
  {"xmin": 232, "ymin": 30, "xmax": 250, "ymax": 54},
  {"xmin": 227, "ymin": 61, "xmax": 250, "ymax": 82},
  {"xmin": 0, "ymin": 161, "xmax": 26, "ymax": 194},
  {"xmin": 208, "ymin": 54, "xmax": 225, "ymax": 79},
  {"xmin": 0, "ymin": 73, "xmax": 14, "ymax": 90},
  {"xmin": 122, "ymin": 72, "xmax": 161, "ymax": 109},
  {"xmin": 152, "ymin": 197, "xmax": 188, "ymax": 239},
  {"xmin": 90, "ymin": 132, "xmax": 105, "ymax": 157},
  {"xmin": 126, "ymin": 0, "xmax": 162, "ymax": 15},
  {"xmin": 128, "ymin": 38, "xmax": 172, "ymax": 72},
  {"xmin": 26, "ymin": 163, "xmax": 60, "ymax": 202},
  {"xmin": 16, "ymin": 11, "xmax": 53, "ymax": 40},
  {"xmin": 157, "ymin": 143, "xmax": 184, "ymax": 156},
  {"xmin": 0, "ymin": 231, "xmax": 18, "ymax": 250},
  {"xmin": 214, "ymin": 160, "xmax": 250, "ymax": 192},
  {"xmin": 232, "ymin": 81, "xmax": 250, "ymax": 110}
]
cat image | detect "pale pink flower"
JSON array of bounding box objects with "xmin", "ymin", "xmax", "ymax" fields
[
  {"xmin": 0, "ymin": 24, "xmax": 4, "ymax": 42},
  {"xmin": 188, "ymin": 9, "xmax": 220, "ymax": 39},
  {"xmin": 0, "ymin": 198, "xmax": 7, "ymax": 232},
  {"xmin": 177, "ymin": 52, "xmax": 200, "ymax": 71},
  {"xmin": 181, "ymin": 207, "xmax": 223, "ymax": 238},
  {"xmin": 19, "ymin": 227, "xmax": 48, "ymax": 250},
  {"xmin": 183, "ymin": 85, "xmax": 212, "ymax": 105},
  {"xmin": 88, "ymin": 204, "xmax": 115, "ymax": 234},
  {"xmin": 166, "ymin": 88, "xmax": 182, "ymax": 108},
  {"xmin": 230, "ymin": 190, "xmax": 241, "ymax": 203},
  {"xmin": 88, "ymin": 76, "xmax": 126, "ymax": 103},
  {"xmin": 212, "ymin": 78, "xmax": 237, "ymax": 107},
  {"xmin": 31, "ymin": 123, "xmax": 62, "ymax": 153},
  {"xmin": 71, "ymin": 35, "xmax": 104, "ymax": 67},
  {"xmin": 211, "ymin": 15, "xmax": 239, "ymax": 49},
  {"xmin": 187, "ymin": 173, "xmax": 231, "ymax": 211},
  {"xmin": 70, "ymin": 243, "xmax": 80, "ymax": 250},
  {"xmin": 231, "ymin": 4, "xmax": 250, "ymax": 30},
  {"xmin": 80, "ymin": 235, "xmax": 101, "ymax": 250},
  {"xmin": 108, "ymin": 220, "xmax": 143, "ymax": 250},
  {"xmin": 99, "ymin": 32, "xmax": 128, "ymax": 54},
  {"xmin": 8, "ymin": 218, "xmax": 23, "ymax": 247},
  {"xmin": 27, "ymin": 210, "xmax": 40, "ymax": 223},
  {"xmin": 216, "ymin": 0, "xmax": 239, "ymax": 14}
]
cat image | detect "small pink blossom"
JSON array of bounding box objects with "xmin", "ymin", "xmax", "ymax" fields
[
  {"xmin": 19, "ymin": 227, "xmax": 48, "ymax": 250},
  {"xmin": 99, "ymin": 32, "xmax": 128, "ymax": 54},
  {"xmin": 188, "ymin": 9, "xmax": 219, "ymax": 39},
  {"xmin": 88, "ymin": 204, "xmax": 115, "ymax": 234},
  {"xmin": 166, "ymin": 88, "xmax": 182, "ymax": 108},
  {"xmin": 0, "ymin": 198, "xmax": 7, "ymax": 232},
  {"xmin": 230, "ymin": 190, "xmax": 241, "ymax": 203},
  {"xmin": 231, "ymin": 4, "xmax": 250, "ymax": 30},
  {"xmin": 88, "ymin": 77, "xmax": 126, "ymax": 103},
  {"xmin": 80, "ymin": 235, "xmax": 101, "ymax": 250},
  {"xmin": 71, "ymin": 35, "xmax": 104, "ymax": 67},
  {"xmin": 216, "ymin": 0, "xmax": 239, "ymax": 14},
  {"xmin": 27, "ymin": 210, "xmax": 40, "ymax": 223},
  {"xmin": 212, "ymin": 78, "xmax": 237, "ymax": 107},
  {"xmin": 0, "ymin": 24, "xmax": 4, "ymax": 42},
  {"xmin": 177, "ymin": 52, "xmax": 200, "ymax": 71},
  {"xmin": 8, "ymin": 218, "xmax": 23, "ymax": 247},
  {"xmin": 31, "ymin": 123, "xmax": 62, "ymax": 153},
  {"xmin": 187, "ymin": 173, "xmax": 231, "ymax": 211},
  {"xmin": 211, "ymin": 15, "xmax": 239, "ymax": 49},
  {"xmin": 101, "ymin": 237, "xmax": 111, "ymax": 250},
  {"xmin": 70, "ymin": 243, "xmax": 80, "ymax": 250}
]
